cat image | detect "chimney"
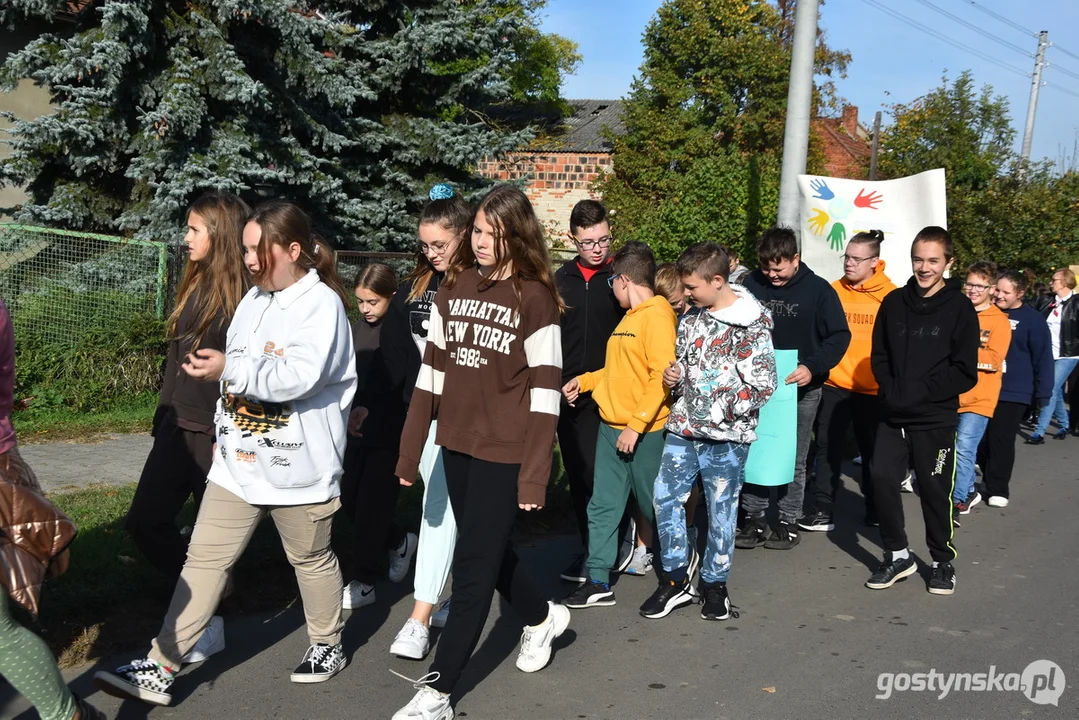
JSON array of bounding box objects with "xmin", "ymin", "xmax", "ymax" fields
[{"xmin": 841, "ymin": 105, "xmax": 858, "ymax": 136}]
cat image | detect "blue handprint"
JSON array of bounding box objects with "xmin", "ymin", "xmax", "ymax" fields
[
  {"xmin": 810, "ymin": 178, "xmax": 835, "ymax": 201},
  {"xmin": 827, "ymin": 221, "xmax": 846, "ymax": 251}
]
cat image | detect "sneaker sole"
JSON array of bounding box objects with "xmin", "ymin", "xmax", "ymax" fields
[
  {"xmin": 93, "ymin": 672, "xmax": 171, "ymax": 706},
  {"xmin": 764, "ymin": 536, "xmax": 800, "ymax": 550},
  {"xmin": 865, "ymin": 562, "xmax": 917, "ymax": 590},
  {"xmin": 290, "ymin": 659, "xmax": 347, "ymax": 684},
  {"xmin": 343, "ymin": 594, "xmax": 376, "ymax": 610},
  {"xmin": 701, "ymin": 608, "xmax": 731, "ymax": 621},
  {"xmin": 734, "ymin": 535, "xmax": 766, "ymax": 549},
  {"xmin": 639, "ymin": 589, "xmax": 695, "ymax": 619},
  {"xmin": 797, "ymin": 522, "xmax": 835, "ymax": 532},
  {"xmin": 563, "ymin": 595, "xmax": 616, "ymax": 609},
  {"xmin": 390, "ymin": 641, "xmax": 429, "ymax": 660},
  {"xmin": 928, "ymin": 581, "xmax": 956, "ymax": 596},
  {"xmin": 622, "ymin": 566, "xmax": 650, "ymax": 576},
  {"xmin": 967, "ymin": 494, "xmax": 982, "ymax": 510}
]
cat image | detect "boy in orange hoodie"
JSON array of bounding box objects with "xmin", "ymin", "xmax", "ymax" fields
[
  {"xmin": 801, "ymin": 231, "xmax": 897, "ymax": 532},
  {"xmin": 953, "ymin": 261, "xmax": 1011, "ymax": 517},
  {"xmin": 561, "ymin": 241, "xmax": 676, "ymax": 608}
]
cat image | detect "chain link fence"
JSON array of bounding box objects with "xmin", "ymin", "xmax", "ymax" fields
[
  {"xmin": 0, "ymin": 224, "xmax": 171, "ymax": 347},
  {"xmin": 336, "ymin": 250, "xmax": 416, "ymax": 288}
]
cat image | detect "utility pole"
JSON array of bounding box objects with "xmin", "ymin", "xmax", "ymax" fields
[
  {"xmin": 1020, "ymin": 30, "xmax": 1048, "ymax": 164},
  {"xmin": 869, "ymin": 110, "xmax": 882, "ymax": 181},
  {"xmin": 776, "ymin": 0, "xmax": 819, "ymax": 239}
]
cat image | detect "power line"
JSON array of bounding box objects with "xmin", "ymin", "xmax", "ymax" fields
[
  {"xmin": 915, "ymin": 0, "xmax": 1031, "ymax": 58},
  {"xmin": 1048, "ymin": 64, "xmax": 1079, "ymax": 83},
  {"xmin": 1053, "ymin": 45, "xmax": 1079, "ymax": 64},
  {"xmin": 860, "ymin": 0, "xmax": 1029, "ymax": 79},
  {"xmin": 953, "ymin": 0, "xmax": 1036, "ymax": 37},
  {"xmin": 1045, "ymin": 82, "xmax": 1079, "ymax": 100}
]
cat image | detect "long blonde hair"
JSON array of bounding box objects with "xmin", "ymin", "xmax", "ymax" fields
[{"xmin": 168, "ymin": 192, "xmax": 250, "ymax": 347}]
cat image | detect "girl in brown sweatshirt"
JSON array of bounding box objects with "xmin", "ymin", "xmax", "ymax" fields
[{"xmin": 393, "ymin": 185, "xmax": 570, "ymax": 719}]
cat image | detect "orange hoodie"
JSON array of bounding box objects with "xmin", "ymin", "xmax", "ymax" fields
[
  {"xmin": 826, "ymin": 260, "xmax": 897, "ymax": 394},
  {"xmin": 959, "ymin": 304, "xmax": 1012, "ymax": 416}
]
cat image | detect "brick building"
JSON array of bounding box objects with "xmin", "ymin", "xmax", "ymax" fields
[
  {"xmin": 477, "ymin": 99, "xmax": 624, "ymax": 245},
  {"xmin": 811, "ymin": 105, "xmax": 872, "ymax": 179}
]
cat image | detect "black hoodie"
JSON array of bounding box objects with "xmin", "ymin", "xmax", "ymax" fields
[
  {"xmin": 871, "ymin": 276, "xmax": 980, "ymax": 428},
  {"xmin": 742, "ymin": 262, "xmax": 851, "ymax": 394},
  {"xmin": 555, "ymin": 259, "xmax": 624, "ymax": 384}
]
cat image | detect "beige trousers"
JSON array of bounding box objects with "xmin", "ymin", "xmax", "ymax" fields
[{"xmin": 149, "ymin": 481, "xmax": 343, "ymax": 669}]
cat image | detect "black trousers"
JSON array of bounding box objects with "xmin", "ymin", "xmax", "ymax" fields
[
  {"xmin": 429, "ymin": 450, "xmax": 548, "ymax": 694},
  {"xmin": 813, "ymin": 386, "xmax": 880, "ymax": 515},
  {"xmin": 870, "ymin": 422, "xmax": 957, "ymax": 564},
  {"xmin": 126, "ymin": 415, "xmax": 213, "ymax": 578},
  {"xmin": 982, "ymin": 401, "xmax": 1027, "ymax": 500},
  {"xmin": 556, "ymin": 396, "xmax": 602, "ymax": 544},
  {"xmin": 340, "ymin": 441, "xmax": 405, "ymax": 584}
]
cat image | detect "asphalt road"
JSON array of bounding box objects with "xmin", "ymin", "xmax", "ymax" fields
[{"xmin": 2, "ymin": 436, "xmax": 1076, "ymax": 719}]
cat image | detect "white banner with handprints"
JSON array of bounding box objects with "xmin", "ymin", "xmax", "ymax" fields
[{"xmin": 797, "ymin": 169, "xmax": 947, "ymax": 285}]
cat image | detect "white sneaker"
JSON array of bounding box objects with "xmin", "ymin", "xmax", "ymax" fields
[
  {"xmin": 515, "ymin": 602, "xmax": 570, "ymax": 673},
  {"xmin": 622, "ymin": 545, "xmax": 653, "ymax": 576},
  {"xmin": 390, "ymin": 618, "xmax": 430, "ymax": 660},
  {"xmin": 388, "ymin": 533, "xmax": 419, "ymax": 583},
  {"xmin": 430, "ymin": 598, "xmax": 451, "ymax": 629},
  {"xmin": 342, "ymin": 580, "xmax": 376, "ymax": 610},
  {"xmin": 390, "ymin": 671, "xmax": 453, "ymax": 720},
  {"xmin": 900, "ymin": 472, "xmax": 914, "ymax": 493},
  {"xmin": 987, "ymin": 496, "xmax": 1009, "ymax": 508},
  {"xmin": 183, "ymin": 615, "xmax": 225, "ymax": 663}
]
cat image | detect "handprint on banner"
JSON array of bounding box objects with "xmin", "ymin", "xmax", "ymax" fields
[
  {"xmin": 810, "ymin": 178, "xmax": 835, "ymax": 200},
  {"xmin": 805, "ymin": 178, "xmax": 885, "ymax": 253},
  {"xmin": 855, "ymin": 188, "xmax": 883, "ymax": 209},
  {"xmin": 827, "ymin": 222, "xmax": 846, "ymax": 251}
]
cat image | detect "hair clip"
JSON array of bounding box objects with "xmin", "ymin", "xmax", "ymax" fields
[{"xmin": 429, "ymin": 183, "xmax": 455, "ymax": 201}]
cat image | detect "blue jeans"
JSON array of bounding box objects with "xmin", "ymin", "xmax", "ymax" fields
[
  {"xmin": 1034, "ymin": 357, "xmax": 1079, "ymax": 437},
  {"xmin": 953, "ymin": 412, "xmax": 989, "ymax": 504},
  {"xmin": 653, "ymin": 435, "xmax": 749, "ymax": 584}
]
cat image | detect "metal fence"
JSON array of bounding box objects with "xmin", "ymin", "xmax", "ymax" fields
[{"xmin": 0, "ymin": 224, "xmax": 171, "ymax": 347}]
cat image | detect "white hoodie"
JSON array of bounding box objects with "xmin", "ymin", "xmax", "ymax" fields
[{"xmin": 208, "ymin": 269, "xmax": 357, "ymax": 506}]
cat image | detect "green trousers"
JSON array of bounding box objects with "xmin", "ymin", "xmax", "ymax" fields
[{"xmin": 585, "ymin": 422, "xmax": 665, "ymax": 583}]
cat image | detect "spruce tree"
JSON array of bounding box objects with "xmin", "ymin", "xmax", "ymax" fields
[{"xmin": 0, "ymin": 0, "xmax": 553, "ymax": 249}]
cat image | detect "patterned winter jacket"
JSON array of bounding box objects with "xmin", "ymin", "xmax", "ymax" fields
[{"xmin": 666, "ymin": 284, "xmax": 777, "ymax": 444}]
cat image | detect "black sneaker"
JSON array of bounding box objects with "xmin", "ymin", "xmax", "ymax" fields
[
  {"xmin": 734, "ymin": 514, "xmax": 767, "ymax": 549},
  {"xmin": 1025, "ymin": 434, "xmax": 1045, "ymax": 445},
  {"xmin": 1055, "ymin": 429, "xmax": 1068, "ymax": 440},
  {"xmin": 764, "ymin": 520, "xmax": 800, "ymax": 549},
  {"xmin": 74, "ymin": 695, "xmax": 106, "ymax": 720},
  {"xmin": 614, "ymin": 516, "xmax": 637, "ymax": 573},
  {"xmin": 639, "ymin": 578, "xmax": 696, "ymax": 619},
  {"xmin": 865, "ymin": 552, "xmax": 917, "ymax": 590},
  {"xmin": 797, "ymin": 509, "xmax": 834, "ymax": 532},
  {"xmin": 290, "ymin": 643, "xmax": 346, "ymax": 684},
  {"xmin": 699, "ymin": 582, "xmax": 738, "ymax": 621},
  {"xmin": 928, "ymin": 562, "xmax": 956, "ymax": 595},
  {"xmin": 559, "ymin": 555, "xmax": 586, "ymax": 583},
  {"xmin": 563, "ymin": 579, "xmax": 616, "ymax": 608},
  {"xmin": 863, "ymin": 513, "xmax": 880, "ymax": 528}
]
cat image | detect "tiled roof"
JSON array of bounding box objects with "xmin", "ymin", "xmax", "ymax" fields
[
  {"xmin": 813, "ymin": 117, "xmax": 871, "ymax": 161},
  {"xmin": 533, "ymin": 100, "xmax": 625, "ymax": 153}
]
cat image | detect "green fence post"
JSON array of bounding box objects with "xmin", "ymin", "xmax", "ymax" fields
[{"xmin": 156, "ymin": 243, "xmax": 167, "ymax": 319}]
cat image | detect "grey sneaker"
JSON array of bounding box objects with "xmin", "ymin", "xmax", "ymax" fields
[
  {"xmin": 390, "ymin": 618, "xmax": 431, "ymax": 660},
  {"xmin": 622, "ymin": 545, "xmax": 653, "ymax": 576},
  {"xmin": 388, "ymin": 532, "xmax": 419, "ymax": 583}
]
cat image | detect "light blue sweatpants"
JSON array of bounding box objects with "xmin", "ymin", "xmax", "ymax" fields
[{"xmin": 413, "ymin": 421, "xmax": 457, "ymax": 605}]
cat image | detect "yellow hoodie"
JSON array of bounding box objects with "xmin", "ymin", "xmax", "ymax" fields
[
  {"xmin": 826, "ymin": 260, "xmax": 898, "ymax": 394},
  {"xmin": 578, "ymin": 295, "xmax": 676, "ymax": 433}
]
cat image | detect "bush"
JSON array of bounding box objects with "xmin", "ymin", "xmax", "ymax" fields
[{"xmin": 12, "ymin": 288, "xmax": 166, "ymax": 414}]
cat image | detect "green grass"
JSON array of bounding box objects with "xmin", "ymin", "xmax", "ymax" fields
[
  {"xmin": 30, "ymin": 456, "xmax": 574, "ymax": 668},
  {"xmin": 12, "ymin": 392, "xmax": 158, "ymax": 443}
]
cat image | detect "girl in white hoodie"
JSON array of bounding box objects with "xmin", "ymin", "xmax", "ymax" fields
[{"xmin": 95, "ymin": 201, "xmax": 357, "ymax": 707}]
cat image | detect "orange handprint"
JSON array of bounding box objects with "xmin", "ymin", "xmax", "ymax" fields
[{"xmin": 854, "ymin": 189, "xmax": 882, "ymax": 209}]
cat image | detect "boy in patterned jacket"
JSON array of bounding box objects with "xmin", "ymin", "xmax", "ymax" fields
[{"xmin": 640, "ymin": 243, "xmax": 777, "ymax": 621}]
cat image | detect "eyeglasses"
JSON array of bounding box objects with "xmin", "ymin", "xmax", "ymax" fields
[
  {"xmin": 607, "ymin": 273, "xmax": 621, "ymax": 288},
  {"xmin": 418, "ymin": 241, "xmax": 450, "ymax": 256},
  {"xmin": 841, "ymin": 254, "xmax": 877, "ymax": 265},
  {"xmin": 963, "ymin": 282, "xmax": 991, "ymax": 292},
  {"xmin": 572, "ymin": 234, "xmax": 613, "ymax": 251}
]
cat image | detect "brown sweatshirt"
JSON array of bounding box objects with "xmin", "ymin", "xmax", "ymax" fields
[{"xmin": 396, "ymin": 267, "xmax": 562, "ymax": 505}]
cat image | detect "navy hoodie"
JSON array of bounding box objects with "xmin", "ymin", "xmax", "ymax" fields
[
  {"xmin": 871, "ymin": 276, "xmax": 979, "ymax": 428},
  {"xmin": 1000, "ymin": 302, "xmax": 1054, "ymax": 406},
  {"xmin": 742, "ymin": 263, "xmax": 851, "ymax": 395}
]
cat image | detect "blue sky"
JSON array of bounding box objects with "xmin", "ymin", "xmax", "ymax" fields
[{"xmin": 540, "ymin": 0, "xmax": 1079, "ymax": 167}]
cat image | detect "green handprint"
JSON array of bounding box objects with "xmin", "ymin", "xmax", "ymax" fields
[
  {"xmin": 808, "ymin": 208, "xmax": 829, "ymax": 236},
  {"xmin": 827, "ymin": 222, "xmax": 846, "ymax": 251}
]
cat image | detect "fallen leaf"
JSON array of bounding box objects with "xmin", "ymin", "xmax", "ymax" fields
[{"xmin": 762, "ymin": 687, "xmax": 776, "ymax": 694}]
